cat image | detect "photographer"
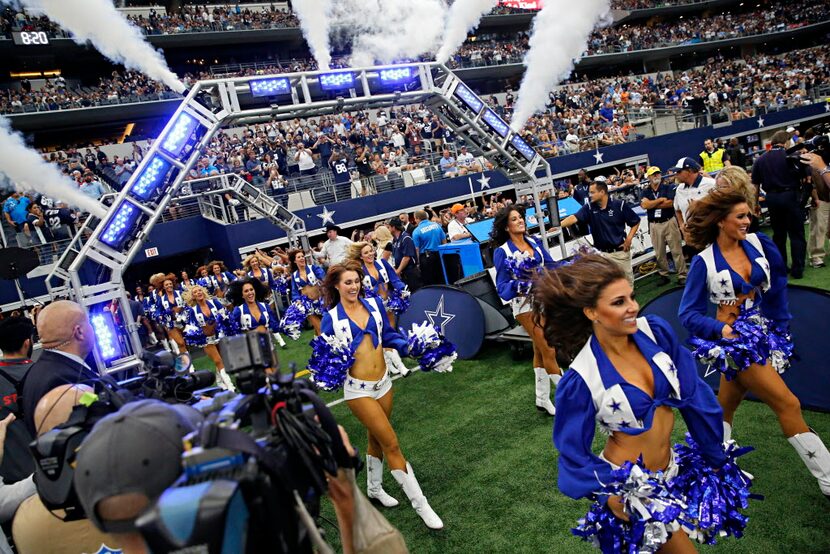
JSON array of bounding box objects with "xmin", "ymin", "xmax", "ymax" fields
[
  {"xmin": 13, "ymin": 384, "xmax": 124, "ymax": 554},
  {"xmin": 802, "ymin": 150, "xmax": 830, "ymax": 267},
  {"xmin": 20, "ymin": 301, "xmax": 100, "ymax": 435},
  {"xmin": 0, "ymin": 317, "xmax": 35, "ymax": 483},
  {"xmin": 751, "ymin": 130, "xmax": 806, "ymax": 278}
]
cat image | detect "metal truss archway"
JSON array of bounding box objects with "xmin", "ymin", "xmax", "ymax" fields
[{"xmin": 47, "ymin": 62, "xmax": 558, "ymax": 373}]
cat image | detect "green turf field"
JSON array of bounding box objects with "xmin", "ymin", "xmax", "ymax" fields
[{"xmin": 193, "ymin": 246, "xmax": 830, "ymax": 553}]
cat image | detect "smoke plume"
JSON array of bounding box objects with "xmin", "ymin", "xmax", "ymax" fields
[
  {"xmin": 510, "ymin": 0, "xmax": 610, "ymax": 131},
  {"xmin": 332, "ymin": 0, "xmax": 448, "ymax": 67},
  {"xmin": 18, "ymin": 0, "xmax": 185, "ymax": 93},
  {"xmin": 292, "ymin": 0, "xmax": 332, "ymax": 71},
  {"xmin": 436, "ymin": 0, "xmax": 498, "ymax": 64},
  {"xmin": 0, "ymin": 117, "xmax": 108, "ymax": 218}
]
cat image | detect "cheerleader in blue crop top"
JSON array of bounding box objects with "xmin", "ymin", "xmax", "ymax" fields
[
  {"xmin": 491, "ymin": 206, "xmax": 563, "ymax": 416},
  {"xmin": 226, "ymin": 278, "xmax": 280, "ymax": 339},
  {"xmin": 679, "ymin": 188, "xmax": 830, "ymax": 500},
  {"xmin": 205, "ymin": 260, "xmax": 235, "ymax": 300},
  {"xmin": 182, "ymin": 284, "xmax": 235, "ymax": 391},
  {"xmin": 151, "ymin": 273, "xmax": 188, "ymax": 355},
  {"xmin": 306, "ymin": 262, "xmax": 454, "ymax": 530},
  {"xmin": 346, "ymin": 241, "xmax": 411, "ymax": 375},
  {"xmin": 534, "ymin": 254, "xmax": 755, "ymax": 553},
  {"xmin": 279, "ymin": 249, "xmax": 326, "ymax": 339},
  {"xmin": 242, "ymin": 253, "xmax": 288, "ymax": 349}
]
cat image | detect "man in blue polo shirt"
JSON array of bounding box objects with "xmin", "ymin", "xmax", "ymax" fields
[
  {"xmin": 640, "ymin": 166, "xmax": 686, "ymax": 286},
  {"xmin": 411, "ymin": 209, "xmax": 446, "ymax": 285},
  {"xmin": 558, "ymin": 180, "xmax": 641, "ymax": 283},
  {"xmin": 388, "ymin": 217, "xmax": 421, "ymax": 291}
]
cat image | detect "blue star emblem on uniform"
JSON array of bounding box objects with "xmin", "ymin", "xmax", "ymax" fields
[
  {"xmin": 619, "ymin": 420, "xmax": 631, "ymax": 428},
  {"xmin": 719, "ymin": 278, "xmax": 728, "ymax": 287},
  {"xmin": 348, "ymin": 379, "xmax": 354, "ymax": 386},
  {"xmin": 668, "ymin": 362, "xmax": 677, "ymax": 373},
  {"xmin": 598, "ymin": 418, "xmax": 610, "ymax": 428},
  {"xmin": 359, "ymin": 382, "xmax": 366, "ymax": 389},
  {"xmin": 609, "ymin": 400, "xmax": 622, "ymax": 413}
]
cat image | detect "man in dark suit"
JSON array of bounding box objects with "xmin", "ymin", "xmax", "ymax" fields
[{"xmin": 21, "ymin": 301, "xmax": 99, "ymax": 435}]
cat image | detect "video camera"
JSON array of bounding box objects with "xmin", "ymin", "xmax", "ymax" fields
[
  {"xmin": 134, "ymin": 332, "xmax": 355, "ymax": 554},
  {"xmin": 786, "ymin": 124, "xmax": 830, "ymax": 174},
  {"xmin": 29, "ymin": 347, "xmax": 217, "ymax": 520}
]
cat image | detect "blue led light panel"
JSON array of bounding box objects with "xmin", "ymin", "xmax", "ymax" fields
[
  {"xmin": 319, "ymin": 71, "xmax": 355, "ymax": 91},
  {"xmin": 481, "ymin": 109, "xmax": 509, "ymax": 138},
  {"xmin": 90, "ymin": 310, "xmax": 124, "ymax": 361},
  {"xmin": 100, "ymin": 202, "xmax": 142, "ymax": 249},
  {"xmin": 379, "ymin": 67, "xmax": 415, "ymax": 83},
  {"xmin": 249, "ymin": 77, "xmax": 291, "ymax": 97},
  {"xmin": 453, "ymin": 83, "xmax": 483, "ymax": 113},
  {"xmin": 159, "ymin": 112, "xmax": 201, "ymax": 157},
  {"xmin": 129, "ymin": 156, "xmax": 172, "ymax": 201},
  {"xmin": 510, "ymin": 134, "xmax": 538, "ymax": 162}
]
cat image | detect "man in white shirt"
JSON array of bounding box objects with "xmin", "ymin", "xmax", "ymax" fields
[
  {"xmin": 672, "ymin": 157, "xmax": 716, "ymax": 255},
  {"xmin": 321, "ymin": 224, "xmax": 353, "ymax": 266},
  {"xmin": 447, "ymin": 204, "xmax": 472, "ymax": 242},
  {"xmin": 456, "ymin": 146, "xmax": 477, "ymax": 172}
]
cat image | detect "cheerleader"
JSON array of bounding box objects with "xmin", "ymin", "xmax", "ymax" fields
[
  {"xmin": 346, "ymin": 241, "xmax": 410, "ymax": 375},
  {"xmin": 282, "ymin": 249, "xmax": 326, "ymax": 337},
  {"xmin": 205, "ymin": 260, "xmax": 235, "ymax": 300},
  {"xmin": 226, "ymin": 277, "xmax": 282, "ymax": 349},
  {"xmin": 679, "ymin": 187, "xmax": 830, "ymax": 499},
  {"xmin": 491, "ymin": 206, "xmax": 562, "ymax": 415},
  {"xmin": 535, "ymin": 255, "xmax": 754, "ymax": 553},
  {"xmin": 243, "ymin": 253, "xmax": 288, "ymax": 349},
  {"xmin": 182, "ymin": 284, "xmax": 236, "ymax": 391},
  {"xmin": 308, "ymin": 262, "xmax": 455, "ymax": 530},
  {"xmin": 135, "ymin": 285, "xmax": 165, "ymax": 348},
  {"xmin": 178, "ymin": 270, "xmax": 200, "ymax": 292},
  {"xmin": 151, "ymin": 273, "xmax": 188, "ymax": 354}
]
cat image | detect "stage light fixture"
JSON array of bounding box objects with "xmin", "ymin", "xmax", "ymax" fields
[
  {"xmin": 379, "ymin": 67, "xmax": 415, "ymax": 84},
  {"xmin": 510, "ymin": 134, "xmax": 538, "ymax": 162},
  {"xmin": 90, "ymin": 310, "xmax": 124, "ymax": 362},
  {"xmin": 249, "ymin": 77, "xmax": 291, "ymax": 97},
  {"xmin": 100, "ymin": 201, "xmax": 142, "ymax": 250},
  {"xmin": 129, "ymin": 156, "xmax": 172, "ymax": 201},
  {"xmin": 159, "ymin": 112, "xmax": 202, "ymax": 158},
  {"xmin": 481, "ymin": 109, "xmax": 510, "ymax": 138},
  {"xmin": 453, "ymin": 83, "xmax": 483, "ymax": 113},
  {"xmin": 319, "ymin": 71, "xmax": 355, "ymax": 91}
]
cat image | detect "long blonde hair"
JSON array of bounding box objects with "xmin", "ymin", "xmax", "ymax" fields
[
  {"xmin": 717, "ymin": 166, "xmax": 758, "ymax": 214},
  {"xmin": 183, "ymin": 284, "xmax": 211, "ymax": 306},
  {"xmin": 346, "ymin": 241, "xmax": 372, "ymax": 263},
  {"xmin": 373, "ymin": 224, "xmax": 393, "ymax": 252}
]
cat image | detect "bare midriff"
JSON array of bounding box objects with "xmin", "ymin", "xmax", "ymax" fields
[
  {"xmin": 301, "ymin": 284, "xmax": 321, "ymax": 300},
  {"xmin": 348, "ymin": 334, "xmax": 386, "ymax": 381},
  {"xmin": 602, "ymin": 406, "xmax": 675, "ymax": 472},
  {"xmin": 716, "ymin": 290, "xmax": 756, "ymax": 325}
]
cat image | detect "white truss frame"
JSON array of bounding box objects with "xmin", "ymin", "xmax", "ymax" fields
[{"xmin": 45, "ymin": 62, "xmax": 559, "ymax": 373}]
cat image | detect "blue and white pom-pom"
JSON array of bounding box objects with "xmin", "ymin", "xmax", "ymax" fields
[
  {"xmin": 307, "ymin": 333, "xmax": 354, "ymax": 391},
  {"xmin": 405, "ymin": 322, "xmax": 457, "ymax": 373},
  {"xmin": 278, "ymin": 301, "xmax": 308, "ymax": 341},
  {"xmin": 183, "ymin": 323, "xmax": 208, "ymax": 347},
  {"xmin": 671, "ymin": 434, "xmax": 760, "ymax": 544},
  {"xmin": 574, "ymin": 459, "xmax": 687, "ymax": 554},
  {"xmin": 386, "ymin": 286, "xmax": 411, "ymax": 315},
  {"xmin": 274, "ymin": 275, "xmax": 290, "ymax": 296},
  {"xmin": 689, "ymin": 308, "xmax": 794, "ymax": 380}
]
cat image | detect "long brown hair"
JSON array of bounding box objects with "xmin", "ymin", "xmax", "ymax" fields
[
  {"xmin": 322, "ymin": 261, "xmax": 364, "ymax": 309},
  {"xmin": 684, "ymin": 188, "xmax": 749, "ymax": 250},
  {"xmin": 531, "ymin": 255, "xmax": 626, "ymax": 362}
]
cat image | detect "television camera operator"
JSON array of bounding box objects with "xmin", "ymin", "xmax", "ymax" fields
[{"xmin": 751, "ymin": 130, "xmax": 807, "ymax": 278}]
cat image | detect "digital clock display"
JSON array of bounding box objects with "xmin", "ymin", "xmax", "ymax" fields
[{"xmin": 12, "ymin": 31, "xmax": 50, "ymax": 46}]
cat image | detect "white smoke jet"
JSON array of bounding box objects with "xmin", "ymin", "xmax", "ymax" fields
[
  {"xmin": 510, "ymin": 0, "xmax": 610, "ymax": 131},
  {"xmin": 332, "ymin": 0, "xmax": 448, "ymax": 67},
  {"xmin": 0, "ymin": 117, "xmax": 108, "ymax": 218},
  {"xmin": 17, "ymin": 0, "xmax": 185, "ymax": 93},
  {"xmin": 293, "ymin": 0, "xmax": 333, "ymax": 71},
  {"xmin": 436, "ymin": 0, "xmax": 498, "ymax": 64}
]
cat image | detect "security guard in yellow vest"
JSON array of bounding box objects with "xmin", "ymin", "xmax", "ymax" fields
[{"xmin": 699, "ymin": 138, "xmax": 730, "ymax": 173}]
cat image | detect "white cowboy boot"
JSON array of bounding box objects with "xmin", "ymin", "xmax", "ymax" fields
[
  {"xmin": 788, "ymin": 429, "xmax": 830, "ymax": 499},
  {"xmin": 534, "ymin": 367, "xmax": 555, "ymax": 416},
  {"xmin": 366, "ymin": 455, "xmax": 399, "ymax": 508},
  {"xmin": 161, "ymin": 338, "xmax": 172, "ymax": 352},
  {"xmin": 389, "ymin": 349, "xmax": 409, "ymax": 375},
  {"xmin": 723, "ymin": 421, "xmax": 733, "ymax": 443},
  {"xmin": 169, "ymin": 339, "xmax": 180, "ymax": 355},
  {"xmin": 216, "ymin": 369, "xmax": 236, "ymax": 393},
  {"xmin": 272, "ymin": 332, "xmax": 287, "ymax": 349},
  {"xmin": 384, "ymin": 350, "xmax": 401, "ymax": 375},
  {"xmin": 391, "ymin": 462, "xmax": 443, "ymax": 530}
]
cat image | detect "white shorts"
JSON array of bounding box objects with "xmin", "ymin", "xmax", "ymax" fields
[
  {"xmin": 343, "ymin": 370, "xmax": 393, "ymax": 401},
  {"xmin": 511, "ymin": 295, "xmax": 533, "ymax": 317},
  {"xmin": 599, "ymin": 449, "xmax": 679, "ymax": 480}
]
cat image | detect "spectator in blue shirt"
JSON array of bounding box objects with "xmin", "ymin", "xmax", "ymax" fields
[
  {"xmin": 411, "ymin": 209, "xmax": 446, "ymax": 285},
  {"xmin": 79, "ymin": 176, "xmax": 106, "ymax": 200},
  {"xmin": 3, "ymin": 192, "xmax": 30, "ymax": 231},
  {"xmin": 557, "ymin": 181, "xmax": 641, "ymax": 283},
  {"xmin": 438, "ymin": 150, "xmax": 459, "ymax": 178}
]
